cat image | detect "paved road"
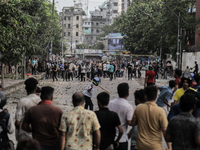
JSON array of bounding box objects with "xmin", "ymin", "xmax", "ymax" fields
[{"xmin": 5, "ymin": 71, "xmax": 170, "ymax": 149}]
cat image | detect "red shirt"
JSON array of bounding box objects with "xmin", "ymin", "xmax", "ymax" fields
[
  {"xmin": 175, "ymin": 77, "xmax": 181, "ymax": 87},
  {"xmin": 146, "ymin": 70, "xmax": 156, "ymax": 83}
]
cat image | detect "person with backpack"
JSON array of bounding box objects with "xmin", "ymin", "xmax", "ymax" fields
[{"xmin": 0, "ymin": 91, "xmax": 14, "ymax": 150}]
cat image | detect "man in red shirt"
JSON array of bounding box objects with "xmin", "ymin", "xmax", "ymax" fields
[
  {"xmin": 173, "ymin": 69, "xmax": 182, "ymax": 93},
  {"xmin": 22, "ymin": 86, "xmax": 63, "ymax": 150},
  {"xmin": 144, "ymin": 65, "xmax": 156, "ymax": 87}
]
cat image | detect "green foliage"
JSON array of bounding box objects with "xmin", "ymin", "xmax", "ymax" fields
[
  {"xmin": 100, "ymin": 0, "xmax": 197, "ymax": 57},
  {"xmin": 0, "ymin": 0, "xmax": 62, "ymax": 64},
  {"xmin": 95, "ymin": 42, "xmax": 104, "ymax": 50}
]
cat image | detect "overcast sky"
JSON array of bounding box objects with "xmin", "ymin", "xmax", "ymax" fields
[{"xmin": 54, "ymin": 0, "xmax": 105, "ymax": 16}]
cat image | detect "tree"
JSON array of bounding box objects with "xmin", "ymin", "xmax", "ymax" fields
[{"xmin": 95, "ymin": 42, "xmax": 104, "ymax": 50}]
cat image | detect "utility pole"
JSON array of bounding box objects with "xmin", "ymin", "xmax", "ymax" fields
[
  {"xmin": 50, "ymin": 0, "xmax": 55, "ymax": 61},
  {"xmin": 176, "ymin": 12, "xmax": 180, "ymax": 69},
  {"xmin": 61, "ymin": 8, "xmax": 64, "ymax": 58}
]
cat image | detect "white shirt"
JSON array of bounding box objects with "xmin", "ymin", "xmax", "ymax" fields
[
  {"xmin": 81, "ymin": 65, "xmax": 86, "ymax": 73},
  {"xmin": 82, "ymin": 82, "xmax": 95, "ymax": 98},
  {"xmin": 15, "ymin": 94, "xmax": 41, "ymax": 141},
  {"xmin": 108, "ymin": 98, "xmax": 134, "ymax": 142},
  {"xmin": 103, "ymin": 64, "xmax": 107, "ymax": 71}
]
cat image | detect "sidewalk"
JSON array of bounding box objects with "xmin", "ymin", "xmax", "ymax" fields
[{"xmin": 1, "ymin": 73, "xmax": 45, "ymax": 94}]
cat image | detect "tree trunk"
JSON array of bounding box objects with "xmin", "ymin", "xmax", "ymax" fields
[
  {"xmin": 16, "ymin": 65, "xmax": 18, "ymax": 79},
  {"xmin": 1, "ymin": 64, "xmax": 4, "ymax": 89}
]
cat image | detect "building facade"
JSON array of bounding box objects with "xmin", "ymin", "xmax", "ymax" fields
[
  {"xmin": 82, "ymin": 18, "xmax": 92, "ymax": 44},
  {"xmin": 60, "ymin": 3, "xmax": 84, "ymax": 51},
  {"xmin": 89, "ymin": 9, "xmax": 107, "ymax": 44}
]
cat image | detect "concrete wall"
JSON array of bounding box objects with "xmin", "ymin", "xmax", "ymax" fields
[{"xmin": 182, "ymin": 51, "xmax": 200, "ymax": 71}]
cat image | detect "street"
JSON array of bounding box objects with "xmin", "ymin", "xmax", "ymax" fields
[{"xmin": 5, "ymin": 71, "xmax": 170, "ymax": 149}]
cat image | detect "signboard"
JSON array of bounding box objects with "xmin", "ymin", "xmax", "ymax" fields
[
  {"xmin": 108, "ymin": 33, "xmax": 123, "ymax": 38},
  {"xmin": 123, "ymin": 51, "xmax": 130, "ymax": 55},
  {"xmin": 76, "ymin": 49, "xmax": 103, "ymax": 54}
]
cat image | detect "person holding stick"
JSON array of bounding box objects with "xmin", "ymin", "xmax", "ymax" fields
[{"xmin": 82, "ymin": 77, "xmax": 101, "ymax": 110}]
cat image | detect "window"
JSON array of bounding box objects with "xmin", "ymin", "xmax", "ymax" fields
[
  {"xmin": 97, "ymin": 30, "xmax": 99, "ymax": 33},
  {"xmin": 76, "ymin": 24, "xmax": 79, "ymax": 28},
  {"xmin": 68, "ymin": 24, "xmax": 70, "ymax": 28},
  {"xmin": 88, "ymin": 22, "xmax": 90, "ymax": 25},
  {"xmin": 86, "ymin": 37, "xmax": 88, "ymax": 40},
  {"xmin": 76, "ymin": 40, "xmax": 78, "ymax": 43},
  {"xmin": 76, "ymin": 16, "xmax": 79, "ymax": 20},
  {"xmin": 85, "ymin": 28, "xmax": 88, "ymax": 30},
  {"xmin": 113, "ymin": 10, "xmax": 118, "ymax": 13},
  {"xmin": 68, "ymin": 17, "xmax": 70, "ymax": 20},
  {"xmin": 64, "ymin": 16, "xmax": 66, "ymax": 20},
  {"xmin": 114, "ymin": 3, "xmax": 118, "ymax": 6},
  {"xmin": 64, "ymin": 32, "xmax": 66, "ymax": 36},
  {"xmin": 85, "ymin": 22, "xmax": 87, "ymax": 25},
  {"xmin": 96, "ymin": 23, "xmax": 99, "ymax": 26},
  {"xmin": 64, "ymin": 24, "xmax": 66, "ymax": 28},
  {"xmin": 68, "ymin": 32, "xmax": 70, "ymax": 36},
  {"xmin": 76, "ymin": 32, "xmax": 78, "ymax": 36},
  {"xmin": 91, "ymin": 29, "xmax": 93, "ymax": 33}
]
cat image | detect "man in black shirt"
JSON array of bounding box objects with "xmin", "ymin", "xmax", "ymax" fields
[
  {"xmin": 95, "ymin": 92, "xmax": 123, "ymax": 150},
  {"xmin": 165, "ymin": 93, "xmax": 200, "ymax": 150},
  {"xmin": 52, "ymin": 64, "xmax": 58, "ymax": 82},
  {"xmin": 194, "ymin": 61, "xmax": 199, "ymax": 74},
  {"xmin": 64, "ymin": 63, "xmax": 69, "ymax": 81},
  {"xmin": 127, "ymin": 62, "xmax": 132, "ymax": 80}
]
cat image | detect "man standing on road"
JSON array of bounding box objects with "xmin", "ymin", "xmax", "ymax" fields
[
  {"xmin": 22, "ymin": 86, "xmax": 63, "ymax": 150},
  {"xmin": 68, "ymin": 62, "xmax": 74, "ymax": 81},
  {"xmin": 193, "ymin": 61, "xmax": 199, "ymax": 74},
  {"xmin": 95, "ymin": 92, "xmax": 123, "ymax": 150},
  {"xmin": 127, "ymin": 62, "xmax": 132, "ymax": 80},
  {"xmin": 59, "ymin": 92, "xmax": 101, "ymax": 150},
  {"xmin": 108, "ymin": 83, "xmax": 133, "ymax": 150},
  {"xmin": 144, "ymin": 65, "xmax": 156, "ymax": 87},
  {"xmin": 165, "ymin": 93, "xmax": 200, "ymax": 149},
  {"xmin": 156, "ymin": 80, "xmax": 176, "ymax": 115},
  {"xmin": 109, "ymin": 62, "xmax": 114, "ymax": 81},
  {"xmin": 15, "ymin": 78, "xmax": 41, "ymax": 141},
  {"xmin": 131, "ymin": 86, "xmax": 169, "ymax": 150}
]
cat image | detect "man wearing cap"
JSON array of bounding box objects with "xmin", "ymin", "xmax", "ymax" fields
[{"xmin": 82, "ymin": 77, "xmax": 100, "ymax": 110}]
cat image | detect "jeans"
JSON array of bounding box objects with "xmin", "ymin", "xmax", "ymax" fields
[
  {"xmin": 41, "ymin": 145, "xmax": 58, "ymax": 150},
  {"xmin": 110, "ymin": 72, "xmax": 113, "ymax": 81},
  {"xmin": 52, "ymin": 73, "xmax": 58, "ymax": 82},
  {"xmin": 128, "ymin": 72, "xmax": 132, "ymax": 80},
  {"xmin": 114, "ymin": 142, "xmax": 128, "ymax": 150},
  {"xmin": 84, "ymin": 95, "xmax": 93, "ymax": 110},
  {"xmin": 81, "ymin": 73, "xmax": 85, "ymax": 81}
]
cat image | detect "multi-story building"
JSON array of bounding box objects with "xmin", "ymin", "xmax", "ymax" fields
[
  {"xmin": 82, "ymin": 18, "xmax": 92, "ymax": 44},
  {"xmin": 89, "ymin": 9, "xmax": 107, "ymax": 44},
  {"xmin": 60, "ymin": 3, "xmax": 83, "ymax": 51}
]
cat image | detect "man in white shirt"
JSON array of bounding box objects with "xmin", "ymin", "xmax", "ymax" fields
[{"xmin": 108, "ymin": 83, "xmax": 133, "ymax": 150}]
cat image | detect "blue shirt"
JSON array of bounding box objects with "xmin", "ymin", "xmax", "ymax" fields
[
  {"xmin": 60, "ymin": 64, "xmax": 64, "ymax": 71},
  {"xmin": 156, "ymin": 86, "xmax": 172, "ymax": 107},
  {"xmin": 109, "ymin": 65, "xmax": 114, "ymax": 73},
  {"xmin": 194, "ymin": 83, "xmax": 200, "ymax": 90},
  {"xmin": 167, "ymin": 104, "xmax": 181, "ymax": 121}
]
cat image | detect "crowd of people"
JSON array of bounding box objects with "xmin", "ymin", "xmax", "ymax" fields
[{"xmin": 0, "ymin": 59, "xmax": 200, "ymax": 150}]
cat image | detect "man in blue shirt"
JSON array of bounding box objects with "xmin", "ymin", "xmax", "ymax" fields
[
  {"xmin": 109, "ymin": 62, "xmax": 114, "ymax": 81},
  {"xmin": 60, "ymin": 62, "xmax": 65, "ymax": 81},
  {"xmin": 156, "ymin": 80, "xmax": 176, "ymax": 116}
]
